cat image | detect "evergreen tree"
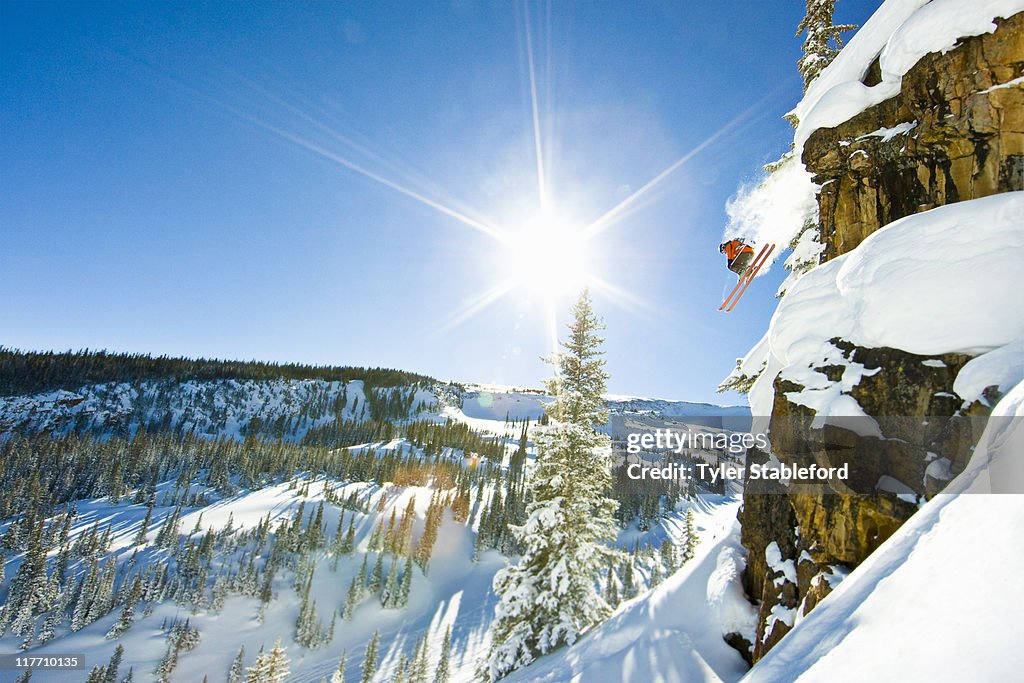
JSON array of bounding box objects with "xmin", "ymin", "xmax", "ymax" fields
[
  {"xmin": 796, "ymin": 0, "xmax": 857, "ymax": 89},
  {"xmin": 343, "ymin": 576, "xmax": 361, "ymax": 621},
  {"xmin": 329, "ymin": 649, "xmax": 347, "ymax": 683},
  {"xmin": 435, "ymin": 626, "xmax": 452, "ymax": 683},
  {"xmin": 683, "ymin": 509, "xmax": 698, "ymax": 563},
  {"xmin": 380, "ymin": 554, "xmax": 400, "ymax": 608},
  {"xmin": 360, "ymin": 630, "xmax": 380, "ymax": 683},
  {"xmin": 605, "ymin": 565, "xmax": 619, "ymax": 607},
  {"xmin": 409, "ymin": 634, "xmax": 429, "ymax": 683},
  {"xmin": 368, "ymin": 553, "xmax": 384, "ymax": 595},
  {"xmin": 487, "ymin": 290, "xmax": 620, "ymax": 680},
  {"xmin": 660, "ymin": 539, "xmax": 676, "ymax": 571},
  {"xmin": 245, "ymin": 640, "xmax": 289, "ymax": 683},
  {"xmin": 397, "ymin": 554, "xmax": 413, "ymax": 607},
  {"xmin": 264, "ymin": 640, "xmax": 290, "ymax": 683},
  {"xmin": 103, "ymin": 644, "xmax": 123, "ymax": 683},
  {"xmin": 228, "ymin": 646, "xmax": 245, "ymax": 683},
  {"xmin": 106, "ymin": 577, "xmax": 142, "ymax": 639}
]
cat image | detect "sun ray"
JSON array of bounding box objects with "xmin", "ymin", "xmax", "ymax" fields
[
  {"xmin": 523, "ymin": 0, "xmax": 547, "ymax": 210},
  {"xmin": 240, "ymin": 117, "xmax": 506, "ymax": 241},
  {"xmin": 435, "ymin": 279, "xmax": 517, "ymax": 333},
  {"xmin": 582, "ymin": 89, "xmax": 786, "ymax": 240},
  {"xmin": 589, "ymin": 276, "xmax": 662, "ymax": 318},
  {"xmin": 225, "ymin": 70, "xmax": 501, "ymax": 235},
  {"xmin": 119, "ymin": 50, "xmax": 506, "ymax": 241}
]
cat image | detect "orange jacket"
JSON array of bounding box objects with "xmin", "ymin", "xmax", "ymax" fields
[{"xmin": 722, "ymin": 240, "xmax": 753, "ymax": 260}]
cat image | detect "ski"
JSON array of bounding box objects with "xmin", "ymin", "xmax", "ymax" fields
[
  {"xmin": 719, "ymin": 243, "xmax": 773, "ymax": 311},
  {"xmin": 725, "ymin": 243, "xmax": 775, "ymax": 312}
]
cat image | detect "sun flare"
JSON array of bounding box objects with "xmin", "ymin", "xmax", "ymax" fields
[{"xmin": 500, "ymin": 212, "xmax": 593, "ymax": 299}]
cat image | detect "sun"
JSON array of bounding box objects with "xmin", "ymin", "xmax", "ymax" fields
[{"xmin": 498, "ymin": 211, "xmax": 594, "ymax": 299}]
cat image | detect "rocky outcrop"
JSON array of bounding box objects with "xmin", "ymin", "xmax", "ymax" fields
[
  {"xmin": 805, "ymin": 12, "xmax": 1024, "ymax": 261},
  {"xmin": 737, "ymin": 12, "xmax": 1023, "ymax": 664}
]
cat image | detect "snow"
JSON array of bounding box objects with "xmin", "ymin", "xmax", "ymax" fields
[
  {"xmin": 743, "ymin": 379, "xmax": 1024, "ymax": 682},
  {"xmin": 13, "ymin": 470, "xmax": 506, "ymax": 683},
  {"xmin": 458, "ymin": 387, "xmax": 548, "ymax": 423},
  {"xmin": 979, "ymin": 75, "xmax": 1024, "ymax": 94},
  {"xmin": 875, "ymin": 475, "xmax": 918, "ymax": 504},
  {"xmin": 749, "ymin": 193, "xmax": 1024, "ymax": 418},
  {"xmin": 723, "ymin": 154, "xmax": 818, "ymax": 277},
  {"xmin": 793, "ymin": 0, "xmax": 1024, "ymax": 149},
  {"xmin": 952, "ymin": 336, "xmax": 1024, "ymax": 405},
  {"xmin": 855, "ymin": 120, "xmax": 916, "ymax": 142},
  {"xmin": 765, "ymin": 542, "xmax": 797, "ymax": 587},
  {"xmin": 706, "ymin": 545, "xmax": 758, "ymax": 646},
  {"xmin": 924, "ymin": 457, "xmax": 953, "ymax": 483},
  {"xmin": 502, "ymin": 497, "xmax": 751, "ymax": 683},
  {"xmin": 763, "ymin": 603, "xmax": 796, "ymax": 641}
]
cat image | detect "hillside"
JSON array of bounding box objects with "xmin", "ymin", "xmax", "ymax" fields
[{"xmin": 0, "ymin": 349, "xmax": 749, "ymax": 682}]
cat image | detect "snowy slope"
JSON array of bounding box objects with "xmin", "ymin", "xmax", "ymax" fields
[
  {"xmin": 10, "ymin": 478, "xmax": 502, "ymax": 682},
  {"xmin": 0, "ymin": 375, "xmax": 738, "ymax": 682},
  {"xmin": 743, "ymin": 380, "xmax": 1024, "ymax": 682},
  {"xmin": 0, "ymin": 378, "xmax": 381, "ymax": 440},
  {"xmin": 502, "ymin": 497, "xmax": 753, "ymax": 683}
]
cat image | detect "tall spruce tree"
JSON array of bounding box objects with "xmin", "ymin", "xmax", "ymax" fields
[
  {"xmin": 486, "ymin": 290, "xmax": 620, "ymax": 680},
  {"xmin": 796, "ymin": 0, "xmax": 857, "ymax": 89}
]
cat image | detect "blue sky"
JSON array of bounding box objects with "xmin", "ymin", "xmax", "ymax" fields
[{"xmin": 0, "ymin": 1, "xmax": 877, "ymax": 404}]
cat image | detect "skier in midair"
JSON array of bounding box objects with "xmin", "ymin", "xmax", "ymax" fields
[{"xmin": 720, "ymin": 239, "xmax": 755, "ymax": 276}]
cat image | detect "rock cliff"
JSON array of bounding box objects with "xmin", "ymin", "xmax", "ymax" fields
[{"xmin": 737, "ymin": 11, "xmax": 1023, "ymax": 664}]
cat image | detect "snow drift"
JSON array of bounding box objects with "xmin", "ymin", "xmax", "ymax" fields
[{"xmin": 748, "ymin": 192, "xmax": 1024, "ymax": 418}]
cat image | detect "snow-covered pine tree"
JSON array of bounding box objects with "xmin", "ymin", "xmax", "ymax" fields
[
  {"xmin": 435, "ymin": 626, "xmax": 452, "ymax": 683},
  {"xmin": 622, "ymin": 557, "xmax": 637, "ymax": 600},
  {"xmin": 245, "ymin": 640, "xmax": 289, "ymax": 683},
  {"xmin": 264, "ymin": 640, "xmax": 289, "ymax": 683},
  {"xmin": 380, "ymin": 554, "xmax": 400, "ymax": 608},
  {"xmin": 103, "ymin": 644, "xmax": 123, "ymax": 683},
  {"xmin": 683, "ymin": 508, "xmax": 698, "ymax": 562},
  {"xmin": 106, "ymin": 576, "xmax": 142, "ymax": 639},
  {"xmin": 486, "ymin": 289, "xmax": 620, "ymax": 680},
  {"xmin": 409, "ymin": 633, "xmax": 430, "ymax": 683},
  {"xmin": 329, "ymin": 649, "xmax": 347, "ymax": 683},
  {"xmin": 360, "ymin": 630, "xmax": 380, "ymax": 683},
  {"xmin": 605, "ymin": 565, "xmax": 620, "ymax": 607},
  {"xmin": 368, "ymin": 552, "xmax": 384, "ymax": 595},
  {"xmin": 796, "ymin": 0, "xmax": 857, "ymax": 89},
  {"xmin": 343, "ymin": 575, "xmax": 360, "ymax": 621},
  {"xmin": 228, "ymin": 645, "xmax": 245, "ymax": 683},
  {"xmin": 397, "ymin": 554, "xmax": 413, "ymax": 607}
]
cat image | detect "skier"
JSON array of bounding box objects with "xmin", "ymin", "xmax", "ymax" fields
[
  {"xmin": 718, "ymin": 239, "xmax": 776, "ymax": 312},
  {"xmin": 720, "ymin": 239, "xmax": 755, "ymax": 276}
]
